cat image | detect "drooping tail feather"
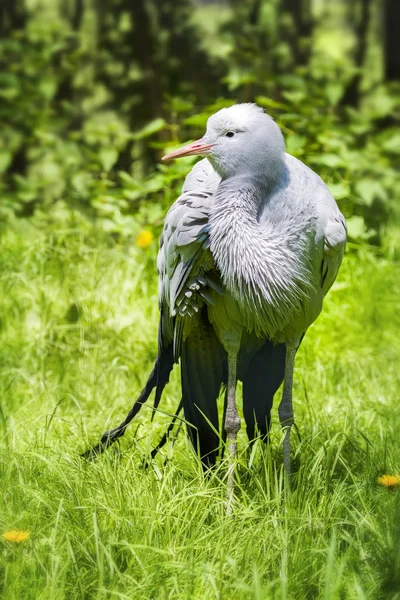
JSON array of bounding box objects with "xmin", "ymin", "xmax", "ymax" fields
[
  {"xmin": 144, "ymin": 398, "xmax": 183, "ymax": 467},
  {"xmin": 181, "ymin": 308, "xmax": 226, "ymax": 468},
  {"xmin": 81, "ymin": 347, "xmax": 174, "ymax": 460},
  {"xmin": 151, "ymin": 345, "xmax": 174, "ymax": 421}
]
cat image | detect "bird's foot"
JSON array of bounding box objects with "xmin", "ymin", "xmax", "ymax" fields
[{"xmin": 81, "ymin": 425, "xmax": 125, "ymax": 460}]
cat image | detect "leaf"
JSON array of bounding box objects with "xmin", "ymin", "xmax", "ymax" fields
[
  {"xmin": 132, "ymin": 118, "xmax": 165, "ymax": 140},
  {"xmin": 39, "ymin": 78, "xmax": 57, "ymax": 100},
  {"xmin": 285, "ymin": 134, "xmax": 306, "ymax": 155},
  {"xmin": 99, "ymin": 149, "xmax": 118, "ymax": 171},
  {"xmin": 184, "ymin": 114, "xmax": 208, "ymax": 128},
  {"xmin": 281, "ymin": 90, "xmax": 306, "ymax": 105},
  {"xmin": 382, "ymin": 134, "xmax": 400, "ymax": 155},
  {"xmin": 324, "ymin": 82, "xmax": 343, "ymax": 106},
  {"xmin": 327, "ymin": 182, "xmax": 349, "ymax": 200},
  {"xmin": 355, "ymin": 179, "xmax": 387, "ymax": 206},
  {"xmin": 71, "ymin": 172, "xmax": 91, "ymax": 195},
  {"xmin": 224, "ymin": 70, "xmax": 256, "ymax": 92},
  {"xmin": 312, "ymin": 154, "xmax": 343, "ymax": 168},
  {"xmin": 346, "ymin": 216, "xmax": 367, "ymax": 240},
  {"xmin": 0, "ymin": 151, "xmax": 12, "ymax": 173},
  {"xmin": 118, "ymin": 171, "xmax": 136, "ymax": 185},
  {"xmin": 255, "ymin": 96, "xmax": 287, "ymax": 110}
]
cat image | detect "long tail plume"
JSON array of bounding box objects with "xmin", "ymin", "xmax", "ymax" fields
[{"xmin": 144, "ymin": 399, "xmax": 183, "ymax": 466}]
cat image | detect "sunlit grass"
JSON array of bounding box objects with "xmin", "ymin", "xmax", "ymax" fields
[{"xmin": 1, "ymin": 210, "xmax": 400, "ymax": 598}]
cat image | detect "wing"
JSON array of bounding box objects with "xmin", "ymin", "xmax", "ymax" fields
[
  {"xmin": 320, "ymin": 207, "xmax": 347, "ymax": 295},
  {"xmin": 156, "ymin": 160, "xmax": 227, "ymax": 463},
  {"xmin": 157, "ymin": 159, "xmax": 222, "ymax": 359}
]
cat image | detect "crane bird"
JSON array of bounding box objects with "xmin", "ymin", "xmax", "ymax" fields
[{"xmin": 84, "ymin": 104, "xmax": 346, "ymax": 500}]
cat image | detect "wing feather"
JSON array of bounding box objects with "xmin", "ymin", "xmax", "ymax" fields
[{"xmin": 157, "ymin": 159, "xmax": 222, "ymax": 359}]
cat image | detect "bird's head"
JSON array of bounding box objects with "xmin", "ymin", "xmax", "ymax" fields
[{"xmin": 162, "ymin": 103, "xmax": 285, "ymax": 181}]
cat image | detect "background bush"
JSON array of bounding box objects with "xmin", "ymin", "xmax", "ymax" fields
[{"xmin": 1, "ymin": 0, "xmax": 399, "ymax": 242}]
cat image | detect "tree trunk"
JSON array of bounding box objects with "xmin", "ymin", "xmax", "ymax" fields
[
  {"xmin": 384, "ymin": 0, "xmax": 400, "ymax": 81},
  {"xmin": 71, "ymin": 0, "xmax": 84, "ymax": 32},
  {"xmin": 0, "ymin": 0, "xmax": 27, "ymax": 179},
  {"xmin": 53, "ymin": 0, "xmax": 85, "ymax": 132},
  {"xmin": 281, "ymin": 0, "xmax": 313, "ymax": 66},
  {"xmin": 340, "ymin": 0, "xmax": 372, "ymax": 108},
  {"xmin": 0, "ymin": 0, "xmax": 26, "ymax": 36},
  {"xmin": 129, "ymin": 0, "xmax": 164, "ymax": 122}
]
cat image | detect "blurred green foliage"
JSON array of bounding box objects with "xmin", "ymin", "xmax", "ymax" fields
[
  {"xmin": 2, "ymin": 4, "xmax": 400, "ymax": 596},
  {"xmin": 0, "ymin": 0, "xmax": 400, "ymax": 244}
]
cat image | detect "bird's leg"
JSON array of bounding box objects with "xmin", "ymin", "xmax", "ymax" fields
[
  {"xmin": 225, "ymin": 352, "xmax": 240, "ymax": 514},
  {"xmin": 278, "ymin": 344, "xmax": 297, "ymax": 477}
]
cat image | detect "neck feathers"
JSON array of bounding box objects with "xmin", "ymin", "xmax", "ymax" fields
[{"xmin": 209, "ymin": 177, "xmax": 315, "ymax": 337}]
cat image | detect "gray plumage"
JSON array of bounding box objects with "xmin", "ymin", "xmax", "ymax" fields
[
  {"xmin": 158, "ymin": 103, "xmax": 346, "ymax": 487},
  {"xmin": 84, "ymin": 104, "xmax": 346, "ymax": 491},
  {"xmin": 159, "ymin": 153, "xmax": 345, "ymax": 350}
]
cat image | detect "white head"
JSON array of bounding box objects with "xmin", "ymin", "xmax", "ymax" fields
[{"xmin": 162, "ymin": 103, "xmax": 285, "ymax": 183}]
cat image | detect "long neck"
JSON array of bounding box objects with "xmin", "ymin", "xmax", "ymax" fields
[
  {"xmin": 209, "ymin": 172, "xmax": 313, "ymax": 336},
  {"xmin": 209, "ymin": 174, "xmax": 279, "ymax": 289},
  {"xmin": 211, "ymin": 174, "xmax": 268, "ymax": 226}
]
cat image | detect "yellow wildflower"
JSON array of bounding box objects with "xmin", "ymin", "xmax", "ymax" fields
[
  {"xmin": 377, "ymin": 475, "xmax": 400, "ymax": 488},
  {"xmin": 2, "ymin": 530, "xmax": 30, "ymax": 543},
  {"xmin": 136, "ymin": 229, "xmax": 153, "ymax": 249}
]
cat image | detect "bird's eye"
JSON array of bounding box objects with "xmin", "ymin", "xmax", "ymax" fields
[{"xmin": 225, "ymin": 131, "xmax": 235, "ymax": 138}]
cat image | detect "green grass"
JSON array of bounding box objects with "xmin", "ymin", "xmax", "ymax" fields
[{"xmin": 1, "ymin": 209, "xmax": 400, "ymax": 599}]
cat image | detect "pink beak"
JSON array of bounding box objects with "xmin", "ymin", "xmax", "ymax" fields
[{"xmin": 161, "ymin": 139, "xmax": 214, "ymax": 161}]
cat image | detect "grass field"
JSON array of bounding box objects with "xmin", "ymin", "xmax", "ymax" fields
[{"xmin": 1, "ymin": 210, "xmax": 400, "ymax": 599}]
